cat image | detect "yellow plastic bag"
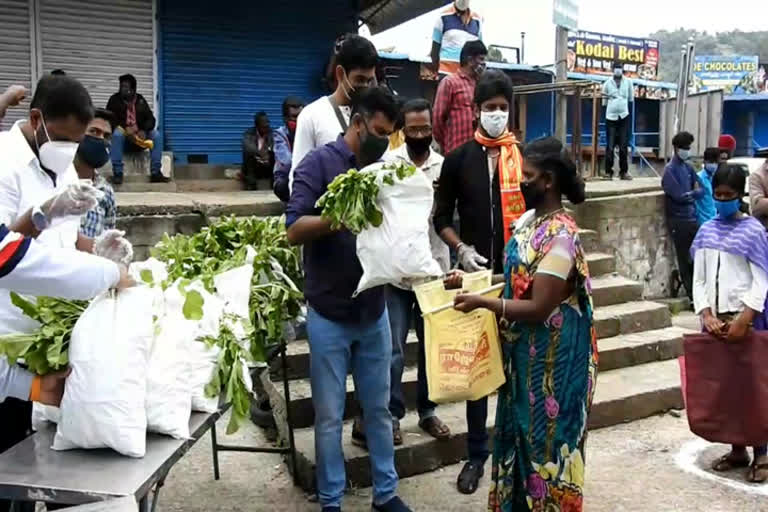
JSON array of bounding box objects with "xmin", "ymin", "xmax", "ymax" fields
[{"xmin": 415, "ymin": 271, "xmax": 506, "ymax": 404}]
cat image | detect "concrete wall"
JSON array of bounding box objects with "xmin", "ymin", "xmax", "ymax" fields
[{"xmin": 571, "ymin": 191, "xmax": 675, "ymax": 299}]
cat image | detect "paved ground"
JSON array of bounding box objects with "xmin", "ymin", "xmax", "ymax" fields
[{"xmin": 157, "ymin": 409, "xmax": 768, "ymax": 512}]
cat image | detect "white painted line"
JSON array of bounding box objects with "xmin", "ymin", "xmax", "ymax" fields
[{"xmin": 674, "ymin": 439, "xmax": 768, "ymax": 496}]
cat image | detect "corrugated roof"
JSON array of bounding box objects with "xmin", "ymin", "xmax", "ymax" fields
[
  {"xmin": 379, "ymin": 51, "xmax": 554, "ymax": 75},
  {"xmin": 723, "ymin": 93, "xmax": 768, "ymax": 102},
  {"xmin": 360, "ymin": 0, "xmax": 450, "ymax": 34}
]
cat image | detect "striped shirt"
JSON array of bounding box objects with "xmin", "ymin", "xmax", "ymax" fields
[{"xmin": 432, "ymin": 6, "xmax": 483, "ymax": 75}]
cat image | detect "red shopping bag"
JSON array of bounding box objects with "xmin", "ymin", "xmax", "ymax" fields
[{"xmin": 682, "ymin": 332, "xmax": 768, "ymax": 446}]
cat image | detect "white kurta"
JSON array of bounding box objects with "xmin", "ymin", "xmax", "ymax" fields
[{"xmin": 693, "ymin": 248, "xmax": 768, "ymax": 315}]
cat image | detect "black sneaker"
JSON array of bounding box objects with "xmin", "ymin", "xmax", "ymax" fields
[
  {"xmin": 150, "ymin": 174, "xmax": 171, "ymax": 183},
  {"xmin": 620, "ymin": 173, "xmax": 634, "ymax": 181},
  {"xmin": 351, "ymin": 416, "xmax": 367, "ymax": 450},
  {"xmin": 322, "ymin": 507, "xmax": 341, "ymax": 512},
  {"xmin": 110, "ymin": 174, "xmax": 123, "ymax": 185},
  {"xmin": 372, "ymin": 496, "xmax": 412, "ymax": 512},
  {"xmin": 457, "ymin": 461, "xmax": 484, "ymax": 494}
]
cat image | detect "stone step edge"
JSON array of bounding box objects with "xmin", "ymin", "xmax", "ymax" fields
[
  {"xmin": 266, "ymin": 329, "xmax": 691, "ymax": 430},
  {"xmin": 271, "ymin": 301, "xmax": 673, "ymax": 382},
  {"xmin": 284, "ymin": 358, "xmax": 685, "ymax": 492}
]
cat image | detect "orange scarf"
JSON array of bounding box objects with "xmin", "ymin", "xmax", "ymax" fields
[{"xmin": 474, "ymin": 130, "xmax": 526, "ymax": 244}]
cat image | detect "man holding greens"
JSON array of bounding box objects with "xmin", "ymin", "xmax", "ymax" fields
[{"xmin": 286, "ymin": 87, "xmax": 412, "ymax": 512}]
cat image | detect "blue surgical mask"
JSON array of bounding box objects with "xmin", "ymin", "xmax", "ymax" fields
[
  {"xmin": 677, "ymin": 149, "xmax": 691, "ymax": 161},
  {"xmin": 714, "ymin": 198, "xmax": 741, "ymax": 219},
  {"xmin": 704, "ymin": 163, "xmax": 717, "ymax": 175}
]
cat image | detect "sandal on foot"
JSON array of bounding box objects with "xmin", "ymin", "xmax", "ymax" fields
[
  {"xmin": 457, "ymin": 461, "xmax": 484, "ymax": 495},
  {"xmin": 392, "ymin": 421, "xmax": 403, "ymax": 446},
  {"xmin": 748, "ymin": 462, "xmax": 768, "ymax": 483},
  {"xmin": 419, "ymin": 416, "xmax": 451, "ymax": 440},
  {"xmin": 712, "ymin": 453, "xmax": 750, "ymax": 472}
]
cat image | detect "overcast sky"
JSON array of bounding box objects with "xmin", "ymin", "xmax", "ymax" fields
[{"xmin": 370, "ymin": 0, "xmax": 767, "ymax": 66}]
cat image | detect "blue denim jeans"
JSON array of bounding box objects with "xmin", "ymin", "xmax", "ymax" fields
[
  {"xmin": 386, "ymin": 285, "xmax": 436, "ymax": 421},
  {"xmin": 111, "ymin": 128, "xmax": 162, "ymax": 177},
  {"xmin": 307, "ymin": 307, "xmax": 397, "ymax": 508}
]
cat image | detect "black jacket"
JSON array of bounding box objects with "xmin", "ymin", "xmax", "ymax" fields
[
  {"xmin": 434, "ymin": 139, "xmax": 506, "ymax": 274},
  {"xmin": 106, "ymin": 93, "xmax": 156, "ymax": 132}
]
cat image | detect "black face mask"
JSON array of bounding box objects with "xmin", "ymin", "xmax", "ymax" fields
[
  {"xmin": 405, "ymin": 136, "xmax": 432, "ymax": 156},
  {"xmin": 520, "ymin": 178, "xmax": 546, "ymax": 211},
  {"xmin": 358, "ymin": 120, "xmax": 390, "ymax": 167},
  {"xmin": 77, "ymin": 135, "xmax": 111, "ymax": 169}
]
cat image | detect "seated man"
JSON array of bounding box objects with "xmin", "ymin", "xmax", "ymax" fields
[
  {"xmin": 74, "ymin": 108, "xmax": 117, "ymax": 240},
  {"xmin": 242, "ymin": 111, "xmax": 274, "ymax": 190},
  {"xmin": 106, "ymin": 73, "xmax": 168, "ymax": 185},
  {"xmin": 273, "ymin": 97, "xmax": 304, "ymax": 201}
]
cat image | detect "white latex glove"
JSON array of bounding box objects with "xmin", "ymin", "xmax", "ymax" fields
[
  {"xmin": 42, "ymin": 182, "xmax": 104, "ymax": 220},
  {"xmin": 457, "ymin": 243, "xmax": 488, "ymax": 272},
  {"xmin": 94, "ymin": 229, "xmax": 134, "ymax": 268}
]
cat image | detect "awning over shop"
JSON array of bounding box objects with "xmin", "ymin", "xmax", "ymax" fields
[{"xmin": 359, "ymin": 0, "xmax": 450, "ymax": 34}]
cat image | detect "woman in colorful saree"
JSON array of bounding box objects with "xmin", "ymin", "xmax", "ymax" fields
[
  {"xmin": 453, "ymin": 137, "xmax": 598, "ymax": 512},
  {"xmin": 691, "ymin": 164, "xmax": 768, "ymax": 483}
]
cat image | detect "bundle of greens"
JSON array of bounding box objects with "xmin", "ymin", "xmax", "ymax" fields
[
  {"xmin": 0, "ymin": 294, "xmax": 88, "ymax": 374},
  {"xmin": 315, "ymin": 161, "xmax": 417, "ymax": 234},
  {"xmin": 152, "ymin": 216, "xmax": 304, "ymax": 432}
]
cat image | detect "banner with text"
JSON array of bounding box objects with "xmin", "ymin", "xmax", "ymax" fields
[
  {"xmin": 567, "ymin": 30, "xmax": 660, "ymax": 80},
  {"xmin": 692, "ymin": 55, "xmax": 765, "ymax": 95}
]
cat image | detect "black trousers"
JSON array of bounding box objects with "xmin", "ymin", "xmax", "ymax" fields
[
  {"xmin": 0, "ymin": 399, "xmax": 34, "ymax": 512},
  {"xmin": 668, "ymin": 217, "xmax": 699, "ymax": 301},
  {"xmin": 605, "ymin": 116, "xmax": 630, "ymax": 176}
]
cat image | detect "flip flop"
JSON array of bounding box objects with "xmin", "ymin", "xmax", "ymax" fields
[
  {"xmin": 712, "ymin": 453, "xmax": 751, "ymax": 472},
  {"xmin": 419, "ymin": 416, "xmax": 451, "ymax": 440},
  {"xmin": 748, "ymin": 462, "xmax": 768, "ymax": 483}
]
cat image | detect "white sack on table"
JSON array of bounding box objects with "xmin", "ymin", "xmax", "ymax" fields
[
  {"xmin": 52, "ymin": 286, "xmax": 154, "ymax": 457},
  {"xmin": 31, "ymin": 403, "xmax": 60, "ymax": 431}
]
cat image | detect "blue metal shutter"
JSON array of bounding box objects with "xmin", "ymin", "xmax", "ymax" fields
[{"xmin": 159, "ymin": 0, "xmax": 357, "ymax": 164}]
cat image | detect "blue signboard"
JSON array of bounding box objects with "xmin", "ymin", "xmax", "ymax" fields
[{"xmin": 692, "ymin": 55, "xmax": 761, "ymax": 95}]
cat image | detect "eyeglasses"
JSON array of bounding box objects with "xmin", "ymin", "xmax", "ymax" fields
[{"xmin": 403, "ymin": 126, "xmax": 433, "ymax": 137}]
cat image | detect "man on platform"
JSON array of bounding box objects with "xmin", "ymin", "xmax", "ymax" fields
[
  {"xmin": 106, "ymin": 73, "xmax": 168, "ymax": 185},
  {"xmin": 273, "ymin": 97, "xmax": 304, "ymax": 202},
  {"xmin": 434, "ymin": 70, "xmax": 526, "ymax": 495},
  {"xmin": 602, "ymin": 61, "xmax": 634, "ymax": 180},
  {"xmin": 242, "ymin": 111, "xmax": 274, "ymax": 190},
  {"xmin": 433, "ymin": 40, "xmax": 487, "ymax": 155},
  {"xmin": 431, "ymin": 0, "xmax": 483, "ymax": 76}
]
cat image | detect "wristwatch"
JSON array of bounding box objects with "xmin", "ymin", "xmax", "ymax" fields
[{"xmin": 31, "ymin": 205, "xmax": 50, "ymax": 231}]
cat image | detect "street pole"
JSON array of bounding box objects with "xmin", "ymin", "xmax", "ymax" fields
[
  {"xmin": 520, "ymin": 32, "xmax": 526, "ymax": 64},
  {"xmin": 554, "ymin": 25, "xmax": 568, "ymax": 142}
]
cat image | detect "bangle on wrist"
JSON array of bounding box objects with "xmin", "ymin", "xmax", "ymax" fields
[{"xmin": 500, "ymin": 298, "xmax": 506, "ymax": 318}]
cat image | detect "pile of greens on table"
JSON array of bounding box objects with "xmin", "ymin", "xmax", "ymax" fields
[{"xmin": 0, "ymin": 216, "xmax": 303, "ymax": 434}]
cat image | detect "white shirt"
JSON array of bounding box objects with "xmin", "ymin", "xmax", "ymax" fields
[
  {"xmin": 288, "ymin": 96, "xmax": 350, "ymax": 194},
  {"xmin": 384, "ymin": 144, "xmax": 451, "ymax": 274},
  {"xmin": 0, "ymin": 121, "xmax": 80, "ymax": 334},
  {"xmin": 693, "ymin": 248, "xmax": 768, "ymax": 315}
]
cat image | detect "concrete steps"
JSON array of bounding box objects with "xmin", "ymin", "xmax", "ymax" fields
[
  {"xmin": 264, "ymin": 325, "xmax": 687, "ymax": 431},
  {"xmin": 285, "ymin": 358, "xmax": 686, "ymax": 491},
  {"xmin": 586, "ymin": 252, "xmax": 615, "ymax": 276},
  {"xmin": 272, "ymin": 300, "xmax": 672, "ymax": 382},
  {"xmin": 590, "ymin": 274, "xmax": 643, "ymax": 307}
]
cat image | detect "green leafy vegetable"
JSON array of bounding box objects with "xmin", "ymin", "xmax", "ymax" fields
[
  {"xmin": 315, "ymin": 161, "xmax": 417, "ymax": 234},
  {"xmin": 0, "ymin": 294, "xmax": 87, "ymax": 375}
]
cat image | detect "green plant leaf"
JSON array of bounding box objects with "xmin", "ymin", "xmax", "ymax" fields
[{"xmin": 182, "ymin": 289, "xmax": 204, "ymax": 320}]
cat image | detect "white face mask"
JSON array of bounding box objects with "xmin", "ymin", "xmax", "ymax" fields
[
  {"xmin": 480, "ymin": 110, "xmax": 509, "ymax": 139},
  {"xmin": 35, "ymin": 115, "xmax": 78, "ymax": 175},
  {"xmin": 455, "ymin": 0, "xmax": 470, "ymax": 11}
]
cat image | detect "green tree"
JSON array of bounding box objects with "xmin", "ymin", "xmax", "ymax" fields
[{"xmin": 487, "ymin": 46, "xmax": 508, "ymax": 63}]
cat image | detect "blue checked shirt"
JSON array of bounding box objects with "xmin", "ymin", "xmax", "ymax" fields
[{"xmin": 80, "ymin": 176, "xmax": 116, "ymax": 238}]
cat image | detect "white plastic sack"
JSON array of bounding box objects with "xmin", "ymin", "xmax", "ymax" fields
[
  {"xmin": 214, "ymin": 247, "xmax": 255, "ymax": 343},
  {"xmin": 53, "ymin": 287, "xmax": 154, "ymax": 457},
  {"xmin": 145, "ymin": 286, "xmax": 193, "ymax": 439},
  {"xmin": 31, "ymin": 403, "xmax": 60, "ymax": 431},
  {"xmin": 129, "ymin": 258, "xmax": 168, "ymax": 286},
  {"xmin": 355, "ymin": 165, "xmax": 443, "ymax": 295},
  {"xmin": 164, "ymin": 279, "xmax": 226, "ymax": 413}
]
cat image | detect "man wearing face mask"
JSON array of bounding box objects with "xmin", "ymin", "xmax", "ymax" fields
[
  {"xmin": 273, "ymin": 96, "xmax": 305, "ymax": 202},
  {"xmin": 434, "ymin": 70, "xmax": 525, "ymax": 495},
  {"xmin": 71, "ymin": 108, "xmax": 117, "ymax": 241},
  {"xmin": 695, "ymin": 147, "xmax": 720, "ymax": 226},
  {"xmin": 431, "ymin": 0, "xmax": 484, "ymax": 76},
  {"xmin": 601, "ymin": 61, "xmax": 634, "ymax": 180},
  {"xmin": 286, "ymin": 88, "xmax": 412, "ymax": 512},
  {"xmin": 289, "ymin": 35, "xmax": 378, "ymax": 196},
  {"xmin": 382, "ymin": 99, "xmax": 452, "ymax": 446},
  {"xmin": 662, "ymin": 131, "xmax": 702, "ymax": 301},
  {"xmin": 433, "ymin": 40, "xmax": 487, "ymax": 155}
]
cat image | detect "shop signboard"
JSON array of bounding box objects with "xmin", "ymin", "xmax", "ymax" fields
[
  {"xmin": 567, "ymin": 30, "xmax": 660, "ymax": 80},
  {"xmin": 692, "ymin": 55, "xmax": 765, "ymax": 95}
]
